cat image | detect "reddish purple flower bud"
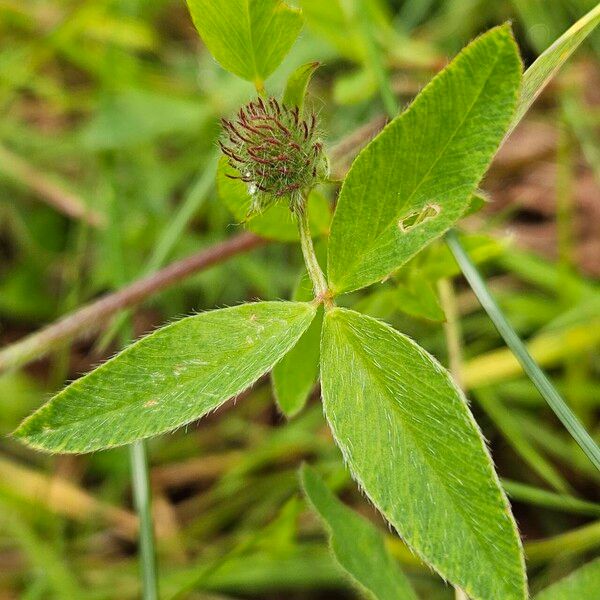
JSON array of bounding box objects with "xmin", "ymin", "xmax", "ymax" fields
[{"xmin": 219, "ymin": 97, "xmax": 328, "ymax": 215}]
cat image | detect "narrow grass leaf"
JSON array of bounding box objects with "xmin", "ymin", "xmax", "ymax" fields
[
  {"xmin": 14, "ymin": 302, "xmax": 316, "ymax": 453},
  {"xmin": 300, "ymin": 464, "xmax": 418, "ymax": 600},
  {"xmin": 535, "ymin": 557, "xmax": 600, "ymax": 600},
  {"xmin": 327, "ymin": 25, "xmax": 521, "ymax": 294},
  {"xmin": 320, "ymin": 307, "xmax": 527, "ymax": 600},
  {"xmin": 510, "ymin": 3, "xmax": 600, "ymax": 135},
  {"xmin": 447, "ymin": 230, "xmax": 600, "ymax": 471},
  {"xmin": 185, "ymin": 0, "xmax": 303, "ymax": 86},
  {"xmin": 502, "ymin": 479, "xmax": 600, "ymax": 518},
  {"xmin": 476, "ymin": 388, "xmax": 571, "ymax": 493}
]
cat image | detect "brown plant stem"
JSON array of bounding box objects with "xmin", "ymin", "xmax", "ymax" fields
[
  {"xmin": 0, "ymin": 232, "xmax": 264, "ymax": 372},
  {"xmin": 0, "ymin": 143, "xmax": 105, "ymax": 228}
]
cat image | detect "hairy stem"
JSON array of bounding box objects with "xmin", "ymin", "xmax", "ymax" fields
[{"xmin": 297, "ymin": 203, "xmax": 329, "ymax": 302}]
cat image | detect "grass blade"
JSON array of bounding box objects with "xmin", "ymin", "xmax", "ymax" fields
[
  {"xmin": 446, "ymin": 230, "xmax": 600, "ymax": 472},
  {"xmin": 130, "ymin": 440, "xmax": 158, "ymax": 600},
  {"xmin": 510, "ymin": 2, "xmax": 600, "ymax": 135},
  {"xmin": 502, "ymin": 479, "xmax": 600, "ymax": 518}
]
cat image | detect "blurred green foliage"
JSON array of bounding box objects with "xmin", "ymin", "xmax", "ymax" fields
[{"xmin": 1, "ymin": 0, "xmax": 599, "ymax": 598}]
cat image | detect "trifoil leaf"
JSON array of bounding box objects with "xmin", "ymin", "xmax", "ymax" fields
[
  {"xmin": 185, "ymin": 0, "xmax": 303, "ymax": 86},
  {"xmin": 301, "ymin": 464, "xmax": 418, "ymax": 600},
  {"xmin": 15, "ymin": 302, "xmax": 316, "ymax": 453},
  {"xmin": 327, "ymin": 25, "xmax": 522, "ymax": 294},
  {"xmin": 320, "ymin": 307, "xmax": 527, "ymax": 599}
]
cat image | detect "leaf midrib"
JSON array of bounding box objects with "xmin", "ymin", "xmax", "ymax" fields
[{"xmin": 330, "ymin": 313, "xmax": 519, "ymax": 597}]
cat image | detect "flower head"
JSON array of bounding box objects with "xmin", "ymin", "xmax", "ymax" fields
[{"xmin": 219, "ymin": 97, "xmax": 327, "ymax": 215}]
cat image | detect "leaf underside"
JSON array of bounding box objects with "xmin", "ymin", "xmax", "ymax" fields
[
  {"xmin": 320, "ymin": 307, "xmax": 527, "ymax": 600},
  {"xmin": 14, "ymin": 302, "xmax": 316, "ymax": 453},
  {"xmin": 327, "ymin": 25, "xmax": 522, "ymax": 294}
]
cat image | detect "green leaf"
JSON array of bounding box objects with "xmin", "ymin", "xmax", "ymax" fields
[
  {"xmin": 14, "ymin": 302, "xmax": 316, "ymax": 453},
  {"xmin": 299, "ymin": 0, "xmax": 366, "ymax": 62},
  {"xmin": 395, "ymin": 275, "xmax": 445, "ymax": 322},
  {"xmin": 327, "ymin": 25, "xmax": 522, "ymax": 294},
  {"xmin": 272, "ymin": 248, "xmax": 326, "ymax": 417},
  {"xmin": 300, "ymin": 464, "xmax": 418, "ymax": 600},
  {"xmin": 185, "ymin": 0, "xmax": 303, "ymax": 86},
  {"xmin": 333, "ymin": 68, "xmax": 377, "ymax": 105},
  {"xmin": 283, "ymin": 61, "xmax": 320, "ymax": 112},
  {"xmin": 320, "ymin": 307, "xmax": 526, "ymax": 600},
  {"xmin": 535, "ymin": 557, "xmax": 600, "ymax": 600},
  {"xmin": 273, "ymin": 307, "xmax": 322, "ymax": 417},
  {"xmin": 510, "ymin": 3, "xmax": 600, "ymax": 135},
  {"xmin": 216, "ymin": 157, "xmax": 330, "ymax": 241}
]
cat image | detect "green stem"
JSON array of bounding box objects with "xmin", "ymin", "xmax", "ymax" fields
[
  {"xmin": 107, "ymin": 178, "xmax": 158, "ymax": 598},
  {"xmin": 130, "ymin": 440, "xmax": 158, "ymax": 600},
  {"xmin": 297, "ymin": 204, "xmax": 329, "ymax": 302},
  {"xmin": 501, "ymin": 479, "xmax": 600, "ymax": 517},
  {"xmin": 446, "ymin": 229, "xmax": 600, "ymax": 472}
]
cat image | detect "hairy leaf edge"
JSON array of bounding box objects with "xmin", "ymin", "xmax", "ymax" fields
[
  {"xmin": 327, "ymin": 23, "xmax": 522, "ymax": 295},
  {"xmin": 14, "ymin": 301, "xmax": 317, "ymax": 453},
  {"xmin": 320, "ymin": 306, "xmax": 528, "ymax": 599}
]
